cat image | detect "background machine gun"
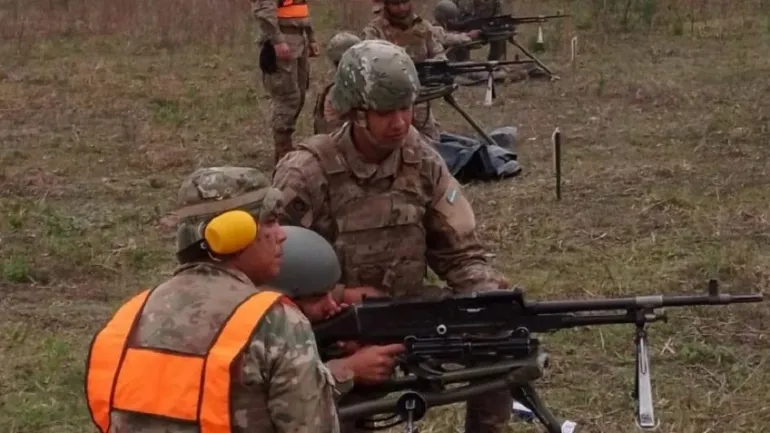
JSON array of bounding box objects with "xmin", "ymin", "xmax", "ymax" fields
[
  {"xmin": 314, "ymin": 280, "xmax": 764, "ymax": 433},
  {"xmin": 414, "ymin": 58, "xmax": 533, "ymax": 146},
  {"xmin": 449, "ymin": 13, "xmax": 570, "ymax": 78}
]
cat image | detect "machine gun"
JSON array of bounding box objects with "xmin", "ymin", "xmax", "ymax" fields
[
  {"xmin": 314, "ymin": 279, "xmax": 764, "ymax": 433},
  {"xmin": 449, "ymin": 13, "xmax": 570, "ymax": 78},
  {"xmin": 414, "ymin": 58, "xmax": 533, "ymax": 146}
]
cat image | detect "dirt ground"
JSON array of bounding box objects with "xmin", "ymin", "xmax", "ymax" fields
[{"xmin": 1, "ymin": 0, "xmax": 769, "ymax": 432}]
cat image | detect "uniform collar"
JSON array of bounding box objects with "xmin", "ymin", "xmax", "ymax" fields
[{"xmin": 173, "ymin": 262, "xmax": 253, "ymax": 286}]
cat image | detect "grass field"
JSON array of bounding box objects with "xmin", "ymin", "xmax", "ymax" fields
[{"xmin": 1, "ymin": 0, "xmax": 769, "ymax": 432}]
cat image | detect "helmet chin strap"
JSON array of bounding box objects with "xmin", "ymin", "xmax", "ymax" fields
[{"xmin": 352, "ymin": 111, "xmax": 405, "ymax": 153}]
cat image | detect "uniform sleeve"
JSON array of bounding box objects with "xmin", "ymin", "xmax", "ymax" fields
[
  {"xmin": 244, "ymin": 302, "xmax": 341, "ymax": 433},
  {"xmin": 426, "ymin": 25, "xmax": 447, "ymax": 60},
  {"xmin": 306, "ymin": 19, "xmax": 317, "ymax": 43},
  {"xmin": 272, "ymin": 150, "xmax": 326, "ymax": 229},
  {"xmin": 251, "ymin": 0, "xmax": 286, "ymax": 44},
  {"xmin": 422, "ymin": 150, "xmax": 510, "ymax": 293},
  {"xmin": 430, "ymin": 23, "xmax": 472, "ymax": 47},
  {"xmin": 362, "ymin": 24, "xmax": 383, "ymax": 40}
]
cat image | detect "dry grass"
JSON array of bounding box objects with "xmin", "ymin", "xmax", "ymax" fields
[{"xmin": 2, "ymin": 0, "xmax": 770, "ymax": 432}]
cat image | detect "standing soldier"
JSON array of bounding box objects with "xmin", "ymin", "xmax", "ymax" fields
[
  {"xmin": 433, "ymin": 0, "xmax": 474, "ymax": 62},
  {"xmin": 85, "ymin": 167, "xmax": 342, "ymax": 433},
  {"xmin": 273, "ymin": 40, "xmax": 514, "ymax": 433},
  {"xmin": 252, "ymin": 0, "xmax": 320, "ymax": 165},
  {"xmin": 313, "ymin": 32, "xmax": 362, "ymax": 135},
  {"xmin": 362, "ymin": 0, "xmax": 446, "ymax": 142},
  {"xmin": 454, "ymin": 0, "xmax": 508, "ymax": 61}
]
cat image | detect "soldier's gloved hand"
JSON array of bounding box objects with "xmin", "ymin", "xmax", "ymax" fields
[
  {"xmin": 273, "ymin": 42, "xmax": 292, "ymax": 60},
  {"xmin": 342, "ymin": 286, "xmax": 388, "ymax": 305},
  {"xmin": 341, "ymin": 344, "xmax": 406, "ymax": 384}
]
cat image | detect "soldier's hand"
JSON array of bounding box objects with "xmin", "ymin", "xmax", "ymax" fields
[
  {"xmin": 273, "ymin": 42, "xmax": 292, "ymax": 60},
  {"xmin": 309, "ymin": 42, "xmax": 320, "ymax": 57},
  {"xmin": 344, "ymin": 344, "xmax": 406, "ymax": 384},
  {"xmin": 467, "ymin": 30, "xmax": 482, "ymax": 39},
  {"xmin": 343, "ymin": 286, "xmax": 387, "ymax": 305},
  {"xmin": 323, "ymin": 301, "xmax": 349, "ymax": 320},
  {"xmin": 335, "ymin": 340, "xmax": 363, "ymax": 355}
]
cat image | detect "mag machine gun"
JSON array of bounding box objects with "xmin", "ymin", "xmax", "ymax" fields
[
  {"xmin": 314, "ymin": 279, "xmax": 764, "ymax": 433},
  {"xmin": 414, "ymin": 58, "xmax": 533, "ymax": 146},
  {"xmin": 450, "ymin": 13, "xmax": 570, "ymax": 79}
]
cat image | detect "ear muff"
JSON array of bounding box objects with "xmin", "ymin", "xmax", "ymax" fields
[{"xmin": 202, "ymin": 210, "xmax": 259, "ymax": 255}]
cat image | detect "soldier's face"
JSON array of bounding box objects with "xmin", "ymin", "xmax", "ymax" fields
[
  {"xmin": 364, "ymin": 107, "xmax": 413, "ymax": 150},
  {"xmin": 385, "ymin": 1, "xmax": 412, "ymax": 19},
  {"xmin": 238, "ymin": 218, "xmax": 286, "ymax": 283},
  {"xmin": 293, "ymin": 292, "xmax": 338, "ymax": 323}
]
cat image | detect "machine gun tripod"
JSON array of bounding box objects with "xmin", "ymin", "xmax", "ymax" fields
[
  {"xmin": 414, "ymin": 59, "xmax": 533, "ymax": 147},
  {"xmin": 450, "ymin": 13, "xmax": 571, "ymax": 79}
]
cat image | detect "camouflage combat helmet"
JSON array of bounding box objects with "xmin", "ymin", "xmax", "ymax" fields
[
  {"xmin": 434, "ymin": 0, "xmax": 459, "ymax": 25},
  {"xmin": 326, "ymin": 32, "xmax": 362, "ymax": 66},
  {"xmin": 329, "ymin": 40, "xmax": 420, "ymax": 115},
  {"xmin": 268, "ymin": 226, "xmax": 341, "ymax": 298},
  {"xmin": 172, "ymin": 166, "xmax": 283, "ymax": 256}
]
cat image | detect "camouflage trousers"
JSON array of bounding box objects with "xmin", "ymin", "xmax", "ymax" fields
[
  {"xmin": 413, "ymin": 102, "xmax": 441, "ymax": 143},
  {"xmin": 340, "ymin": 391, "xmax": 513, "ymax": 433},
  {"xmin": 261, "ymin": 29, "xmax": 310, "ymax": 162}
]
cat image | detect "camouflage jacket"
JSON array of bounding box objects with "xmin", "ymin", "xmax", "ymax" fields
[
  {"xmin": 362, "ymin": 14, "xmax": 446, "ymax": 62},
  {"xmin": 428, "ymin": 21, "xmax": 473, "ymax": 47},
  {"xmin": 272, "ymin": 125, "xmax": 509, "ymax": 298},
  {"xmin": 108, "ymin": 262, "xmax": 340, "ymax": 433},
  {"xmin": 251, "ymin": 0, "xmax": 316, "ymax": 44}
]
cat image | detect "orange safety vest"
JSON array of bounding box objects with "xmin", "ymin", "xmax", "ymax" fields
[
  {"xmin": 85, "ymin": 288, "xmax": 286, "ymax": 433},
  {"xmin": 277, "ymin": 0, "xmax": 309, "ymax": 19}
]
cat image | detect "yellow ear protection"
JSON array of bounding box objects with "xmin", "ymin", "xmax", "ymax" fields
[{"xmin": 177, "ymin": 210, "xmax": 259, "ymax": 263}]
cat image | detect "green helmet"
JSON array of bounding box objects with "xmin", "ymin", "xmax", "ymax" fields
[
  {"xmin": 329, "ymin": 39, "xmax": 420, "ymax": 115},
  {"xmin": 326, "ymin": 32, "xmax": 362, "ymax": 65},
  {"xmin": 434, "ymin": 0, "xmax": 459, "ymax": 25},
  {"xmin": 172, "ymin": 167, "xmax": 283, "ymax": 257},
  {"xmin": 268, "ymin": 226, "xmax": 341, "ymax": 298}
]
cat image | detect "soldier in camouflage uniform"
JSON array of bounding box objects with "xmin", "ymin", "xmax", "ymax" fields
[
  {"xmin": 450, "ymin": 0, "xmax": 508, "ymax": 61},
  {"xmin": 272, "ymin": 40, "xmax": 514, "ymax": 433},
  {"xmin": 86, "ymin": 167, "xmax": 342, "ymax": 433},
  {"xmin": 362, "ymin": 0, "xmax": 446, "ymax": 142},
  {"xmin": 313, "ymin": 32, "xmax": 362, "ymax": 135},
  {"xmin": 252, "ymin": 0, "xmax": 320, "ymax": 165},
  {"xmin": 434, "ymin": 0, "xmax": 532, "ymax": 82},
  {"xmin": 430, "ymin": 1, "xmax": 481, "ymax": 62}
]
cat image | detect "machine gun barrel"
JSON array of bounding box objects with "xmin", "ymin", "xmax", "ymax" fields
[
  {"xmin": 526, "ymin": 279, "xmax": 764, "ymax": 314},
  {"xmin": 313, "ymin": 280, "xmax": 764, "ymax": 350},
  {"xmin": 452, "ymin": 13, "xmax": 570, "ymax": 32}
]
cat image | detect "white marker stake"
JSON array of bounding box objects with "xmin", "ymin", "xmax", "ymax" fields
[
  {"xmin": 483, "ymin": 72, "xmax": 494, "ymax": 106},
  {"xmin": 571, "ymin": 36, "xmax": 578, "ymax": 75},
  {"xmin": 552, "ymin": 127, "xmax": 562, "ymax": 200}
]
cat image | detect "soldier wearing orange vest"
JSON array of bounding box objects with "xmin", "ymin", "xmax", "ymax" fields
[
  {"xmin": 85, "ymin": 167, "xmax": 346, "ymax": 433},
  {"xmin": 252, "ymin": 0, "xmax": 320, "ymax": 166}
]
